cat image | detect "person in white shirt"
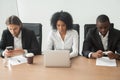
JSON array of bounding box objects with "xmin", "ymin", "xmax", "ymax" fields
[{"xmin": 47, "ymin": 11, "xmax": 78, "ymax": 58}]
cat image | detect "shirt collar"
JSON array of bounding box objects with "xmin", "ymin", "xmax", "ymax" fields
[
  {"xmin": 57, "ymin": 30, "xmax": 68, "ymax": 35},
  {"xmin": 14, "ymin": 31, "xmax": 22, "ymax": 38},
  {"xmin": 99, "ymin": 31, "xmax": 109, "ymax": 38}
]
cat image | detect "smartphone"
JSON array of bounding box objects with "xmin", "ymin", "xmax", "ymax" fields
[
  {"xmin": 103, "ymin": 51, "xmax": 109, "ymax": 55},
  {"xmin": 6, "ymin": 46, "xmax": 13, "ymax": 50}
]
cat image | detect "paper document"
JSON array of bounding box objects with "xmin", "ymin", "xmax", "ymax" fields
[
  {"xmin": 8, "ymin": 55, "xmax": 27, "ymax": 65},
  {"xmin": 96, "ymin": 57, "xmax": 117, "ymax": 67}
]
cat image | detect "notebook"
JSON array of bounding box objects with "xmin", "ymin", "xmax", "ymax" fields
[{"xmin": 44, "ymin": 50, "xmax": 71, "ymax": 67}]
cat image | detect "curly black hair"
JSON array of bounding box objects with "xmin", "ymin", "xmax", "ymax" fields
[{"xmin": 51, "ymin": 11, "xmax": 73, "ymax": 30}]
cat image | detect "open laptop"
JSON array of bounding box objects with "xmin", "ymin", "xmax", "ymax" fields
[{"xmin": 44, "ymin": 50, "xmax": 71, "ymax": 67}]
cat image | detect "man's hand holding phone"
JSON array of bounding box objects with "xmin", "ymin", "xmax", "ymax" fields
[
  {"xmin": 6, "ymin": 46, "xmax": 13, "ymax": 51},
  {"xmin": 5, "ymin": 46, "xmax": 14, "ymax": 57},
  {"xmin": 103, "ymin": 51, "xmax": 120, "ymax": 59}
]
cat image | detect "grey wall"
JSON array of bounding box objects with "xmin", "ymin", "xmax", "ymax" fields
[
  {"xmin": 17, "ymin": 0, "xmax": 120, "ymax": 54},
  {"xmin": 1, "ymin": 0, "xmax": 120, "ymax": 54},
  {"xmin": 0, "ymin": 0, "xmax": 18, "ymax": 38}
]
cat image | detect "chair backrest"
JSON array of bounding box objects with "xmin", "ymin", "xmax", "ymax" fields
[
  {"xmin": 22, "ymin": 23, "xmax": 42, "ymax": 53},
  {"xmin": 84, "ymin": 23, "xmax": 114, "ymax": 39},
  {"xmin": 72, "ymin": 24, "xmax": 80, "ymax": 35}
]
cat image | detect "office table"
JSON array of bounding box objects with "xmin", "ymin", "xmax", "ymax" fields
[{"xmin": 0, "ymin": 55, "xmax": 120, "ymax": 80}]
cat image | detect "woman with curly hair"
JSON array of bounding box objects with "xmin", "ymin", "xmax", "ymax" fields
[{"xmin": 47, "ymin": 11, "xmax": 78, "ymax": 58}]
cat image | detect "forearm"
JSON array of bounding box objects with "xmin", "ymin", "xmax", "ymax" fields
[
  {"xmin": 82, "ymin": 50, "xmax": 91, "ymax": 58},
  {"xmin": 70, "ymin": 51, "xmax": 78, "ymax": 58}
]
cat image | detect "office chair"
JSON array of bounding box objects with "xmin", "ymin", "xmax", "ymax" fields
[
  {"xmin": 72, "ymin": 24, "xmax": 80, "ymax": 56},
  {"xmin": 72, "ymin": 24, "xmax": 80, "ymax": 35},
  {"xmin": 23, "ymin": 23, "xmax": 42, "ymax": 54},
  {"xmin": 84, "ymin": 23, "xmax": 114, "ymax": 39}
]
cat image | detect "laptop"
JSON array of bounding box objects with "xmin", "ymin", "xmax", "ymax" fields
[{"xmin": 44, "ymin": 50, "xmax": 71, "ymax": 67}]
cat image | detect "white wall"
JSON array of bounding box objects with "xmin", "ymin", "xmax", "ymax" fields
[
  {"xmin": 0, "ymin": 0, "xmax": 18, "ymax": 38},
  {"xmin": 17, "ymin": 0, "xmax": 120, "ymax": 54}
]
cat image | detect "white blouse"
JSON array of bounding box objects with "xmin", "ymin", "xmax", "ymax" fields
[{"xmin": 47, "ymin": 29, "xmax": 78, "ymax": 58}]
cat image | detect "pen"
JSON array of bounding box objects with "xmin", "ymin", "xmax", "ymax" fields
[{"xmin": 17, "ymin": 59, "xmax": 21, "ymax": 63}]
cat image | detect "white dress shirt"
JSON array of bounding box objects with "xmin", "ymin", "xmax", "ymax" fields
[
  {"xmin": 47, "ymin": 30, "xmax": 78, "ymax": 58},
  {"xmin": 13, "ymin": 31, "xmax": 27, "ymax": 53},
  {"xmin": 14, "ymin": 31, "xmax": 22, "ymax": 49},
  {"xmin": 99, "ymin": 31, "xmax": 109, "ymax": 51}
]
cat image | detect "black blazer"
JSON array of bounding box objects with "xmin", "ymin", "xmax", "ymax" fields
[
  {"xmin": 0, "ymin": 28, "xmax": 41, "ymax": 57},
  {"xmin": 82, "ymin": 27, "xmax": 120, "ymax": 58}
]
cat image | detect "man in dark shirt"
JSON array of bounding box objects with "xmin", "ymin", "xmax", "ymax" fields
[
  {"xmin": 0, "ymin": 15, "xmax": 40, "ymax": 58},
  {"xmin": 82, "ymin": 14, "xmax": 120, "ymax": 59}
]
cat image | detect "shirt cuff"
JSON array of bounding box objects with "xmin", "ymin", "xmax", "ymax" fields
[
  {"xmin": 2, "ymin": 50, "xmax": 5, "ymax": 57},
  {"xmin": 24, "ymin": 49, "xmax": 28, "ymax": 53},
  {"xmin": 88, "ymin": 52, "xmax": 93, "ymax": 58}
]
